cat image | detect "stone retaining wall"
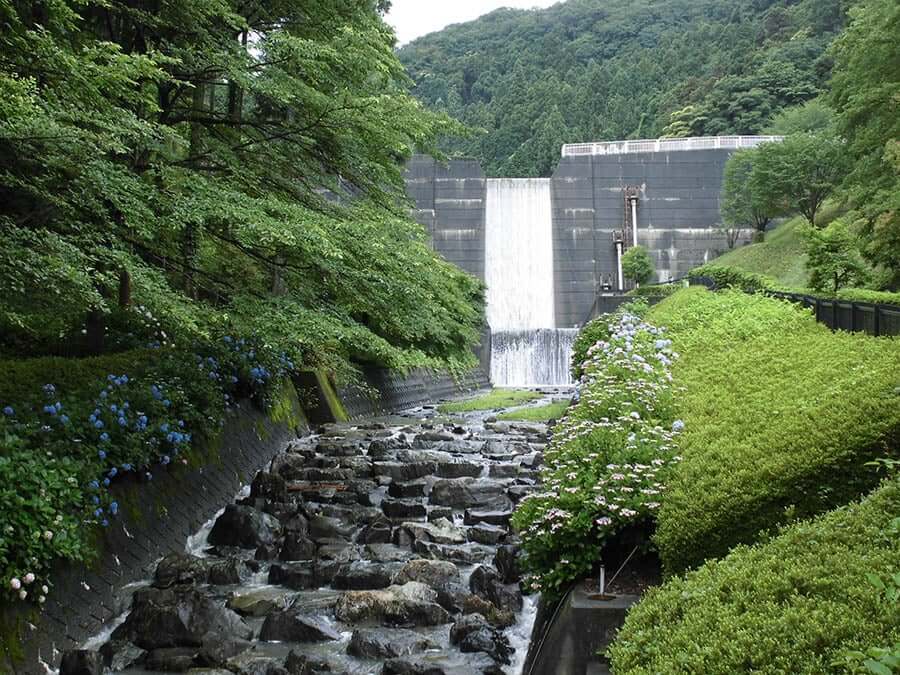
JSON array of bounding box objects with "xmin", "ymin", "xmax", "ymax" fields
[{"xmin": 338, "ymin": 367, "xmax": 490, "ymax": 420}]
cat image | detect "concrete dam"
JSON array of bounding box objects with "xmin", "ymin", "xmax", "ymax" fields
[{"xmin": 404, "ymin": 136, "xmax": 782, "ymax": 386}]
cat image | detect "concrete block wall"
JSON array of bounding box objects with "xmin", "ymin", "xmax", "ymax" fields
[
  {"xmin": 552, "ymin": 149, "xmax": 753, "ymax": 327},
  {"xmin": 405, "ymin": 147, "xmax": 751, "ymax": 329},
  {"xmin": 404, "ymin": 156, "xmax": 487, "ymax": 280}
]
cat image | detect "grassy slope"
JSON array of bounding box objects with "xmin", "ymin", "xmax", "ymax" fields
[
  {"xmin": 497, "ymin": 400, "xmax": 569, "ymax": 422},
  {"xmin": 437, "ymin": 388, "xmax": 541, "ymax": 413},
  {"xmin": 646, "ymin": 288, "xmax": 900, "ymax": 574},
  {"xmin": 714, "ymin": 217, "xmax": 809, "ymax": 288}
]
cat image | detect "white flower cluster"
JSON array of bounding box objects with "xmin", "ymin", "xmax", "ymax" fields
[
  {"xmin": 518, "ymin": 310, "xmax": 685, "ymax": 583},
  {"xmin": 8, "ymin": 573, "xmax": 47, "ymax": 603}
]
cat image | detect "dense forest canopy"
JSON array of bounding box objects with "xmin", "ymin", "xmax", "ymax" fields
[
  {"xmin": 0, "ymin": 0, "xmax": 483, "ymax": 378},
  {"xmin": 398, "ymin": 0, "xmax": 847, "ymax": 177}
]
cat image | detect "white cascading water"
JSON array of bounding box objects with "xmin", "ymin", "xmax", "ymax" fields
[{"xmin": 485, "ymin": 178, "xmax": 575, "ymax": 386}]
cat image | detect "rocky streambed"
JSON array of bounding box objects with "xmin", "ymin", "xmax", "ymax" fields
[{"xmin": 66, "ymin": 392, "xmax": 567, "ymax": 675}]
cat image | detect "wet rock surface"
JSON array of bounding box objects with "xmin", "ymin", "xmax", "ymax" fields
[{"xmin": 78, "ymin": 390, "xmax": 567, "ymax": 674}]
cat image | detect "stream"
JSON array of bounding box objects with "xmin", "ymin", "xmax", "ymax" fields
[{"xmin": 74, "ymin": 389, "xmax": 570, "ymax": 675}]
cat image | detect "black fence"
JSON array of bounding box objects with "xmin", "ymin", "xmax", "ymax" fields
[{"xmin": 764, "ymin": 290, "xmax": 900, "ymax": 337}]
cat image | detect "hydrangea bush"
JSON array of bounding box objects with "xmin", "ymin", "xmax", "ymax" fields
[
  {"xmin": 512, "ymin": 306, "xmax": 683, "ymax": 594},
  {"xmin": 0, "ymin": 335, "xmax": 294, "ymax": 607}
]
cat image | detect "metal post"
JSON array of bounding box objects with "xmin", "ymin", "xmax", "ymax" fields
[
  {"xmin": 615, "ymin": 240, "xmax": 624, "ymax": 290},
  {"xmin": 630, "ymin": 197, "xmax": 639, "ymax": 248}
]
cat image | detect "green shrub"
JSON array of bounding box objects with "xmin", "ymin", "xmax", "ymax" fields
[
  {"xmin": 622, "ymin": 246, "xmax": 655, "ymax": 285},
  {"xmin": 609, "ymin": 477, "xmax": 900, "ymax": 674},
  {"xmin": 687, "ymin": 264, "xmax": 777, "ymax": 293},
  {"xmin": 647, "ymin": 289, "xmax": 900, "ymax": 574},
  {"xmin": 626, "ymin": 284, "xmax": 683, "ymax": 300}
]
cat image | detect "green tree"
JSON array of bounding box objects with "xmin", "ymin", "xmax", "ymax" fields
[
  {"xmin": 766, "ymin": 100, "xmax": 836, "ymax": 135},
  {"xmin": 749, "ymin": 133, "xmax": 848, "ymax": 227},
  {"xmin": 0, "ymin": 0, "xmax": 481, "ymax": 376},
  {"xmin": 662, "ymin": 105, "xmax": 709, "ymax": 138},
  {"xmin": 622, "ymin": 246, "xmax": 655, "ymax": 285},
  {"xmin": 803, "ymin": 220, "xmax": 869, "ymax": 293},
  {"xmin": 829, "ymin": 0, "xmax": 900, "ymax": 286},
  {"xmin": 722, "ymin": 148, "xmax": 775, "ymax": 241}
]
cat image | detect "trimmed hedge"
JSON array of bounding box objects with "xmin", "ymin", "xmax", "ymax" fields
[
  {"xmin": 646, "ymin": 289, "xmax": 900, "ymax": 574},
  {"xmin": 688, "ymin": 263, "xmax": 777, "ymax": 292},
  {"xmin": 626, "ymin": 284, "xmax": 684, "ymax": 300},
  {"xmin": 689, "ymin": 263, "xmax": 900, "ymax": 307},
  {"xmin": 609, "ymin": 477, "xmax": 900, "ymax": 674}
]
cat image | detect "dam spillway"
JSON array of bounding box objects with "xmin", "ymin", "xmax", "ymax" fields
[
  {"xmin": 483, "ymin": 178, "xmax": 574, "ymax": 387},
  {"xmin": 404, "ymin": 136, "xmax": 780, "ymax": 385}
]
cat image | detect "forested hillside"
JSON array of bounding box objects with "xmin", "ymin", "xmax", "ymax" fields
[{"xmin": 398, "ymin": 0, "xmax": 846, "ymax": 176}]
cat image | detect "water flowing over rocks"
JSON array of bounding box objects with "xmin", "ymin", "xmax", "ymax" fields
[{"xmin": 69, "ymin": 393, "xmax": 565, "ymax": 674}]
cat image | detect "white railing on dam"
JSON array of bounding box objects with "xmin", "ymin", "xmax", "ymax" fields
[{"xmin": 561, "ymin": 135, "xmax": 784, "ymax": 157}]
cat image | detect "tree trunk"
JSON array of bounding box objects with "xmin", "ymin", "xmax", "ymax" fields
[
  {"xmin": 85, "ymin": 308, "xmax": 105, "ymax": 355},
  {"xmin": 118, "ymin": 268, "xmax": 131, "ymax": 308},
  {"xmin": 183, "ymin": 81, "xmax": 206, "ymax": 298}
]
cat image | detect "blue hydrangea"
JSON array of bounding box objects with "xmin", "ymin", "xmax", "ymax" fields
[
  {"xmin": 2, "ymin": 406, "xmax": 13, "ymax": 416},
  {"xmin": 109, "ymin": 502, "xmax": 118, "ymax": 516},
  {"xmin": 98, "ymin": 449, "xmax": 107, "ymax": 460},
  {"xmin": 108, "ymin": 467, "xmax": 117, "ymax": 477},
  {"xmin": 94, "ymin": 420, "xmax": 104, "ymax": 429},
  {"xmin": 100, "ymin": 433, "xmax": 109, "ymax": 442},
  {"xmin": 672, "ymin": 420, "xmax": 685, "ymax": 432}
]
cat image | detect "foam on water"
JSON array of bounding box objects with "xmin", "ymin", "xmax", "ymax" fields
[{"xmin": 491, "ymin": 329, "xmax": 576, "ymax": 387}]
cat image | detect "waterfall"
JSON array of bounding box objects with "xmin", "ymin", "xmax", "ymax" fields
[
  {"xmin": 491, "ymin": 329, "xmax": 576, "ymax": 387},
  {"xmin": 484, "ymin": 178, "xmax": 574, "ymax": 386}
]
